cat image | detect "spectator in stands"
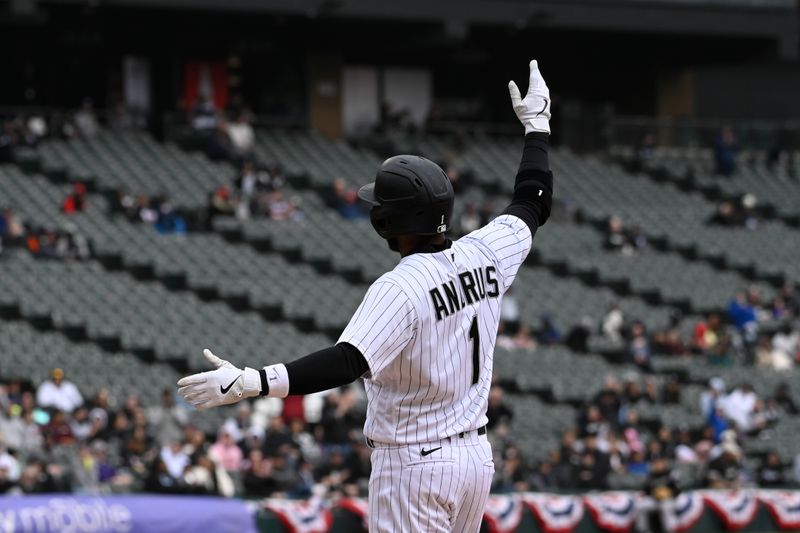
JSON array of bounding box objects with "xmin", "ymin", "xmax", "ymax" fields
[
  {"xmin": 773, "ymin": 383, "xmax": 798, "ymax": 415},
  {"xmin": 708, "ymin": 194, "xmax": 758, "ymax": 229},
  {"xmin": 74, "ymin": 98, "xmax": 100, "ymax": 138},
  {"xmin": 692, "ymin": 312, "xmax": 729, "ymax": 357},
  {"xmin": 652, "ymin": 312, "xmax": 689, "ymax": 356},
  {"xmin": 326, "ymin": 178, "xmax": 367, "ymax": 220},
  {"xmin": 227, "ymin": 110, "xmax": 255, "ymax": 159},
  {"xmin": 458, "ymin": 203, "xmax": 481, "ymax": 236},
  {"xmin": 708, "ymin": 201, "xmax": 739, "ymax": 227},
  {"xmin": 535, "ymin": 314, "xmax": 562, "ymax": 345},
  {"xmin": 778, "ymin": 281, "xmax": 800, "ymax": 318},
  {"xmin": 0, "ymin": 445, "xmax": 20, "ymax": 487},
  {"xmin": 565, "ymin": 317, "xmax": 593, "ymax": 352},
  {"xmin": 728, "ymin": 290, "xmax": 759, "ymax": 361},
  {"xmin": 594, "ymin": 376, "xmax": 622, "ymax": 429},
  {"xmin": 0, "ymin": 208, "xmax": 25, "ymax": 247},
  {"xmin": 191, "ymin": 96, "xmax": 218, "ymax": 132},
  {"xmin": 758, "ymin": 451, "xmax": 787, "ymax": 487},
  {"xmin": 147, "ymin": 389, "xmax": 188, "ymax": 446},
  {"xmin": 486, "ymin": 385, "xmax": 513, "ymax": 431},
  {"xmin": 154, "ymin": 202, "xmax": 187, "ymax": 235},
  {"xmin": 62, "ymin": 182, "xmax": 88, "ymax": 214},
  {"xmin": 529, "ymin": 458, "xmax": 560, "ymax": 492},
  {"xmin": 160, "ymin": 440, "xmax": 191, "ymax": 480},
  {"xmin": 626, "ymin": 321, "xmax": 652, "ymax": 371},
  {"xmin": 207, "ymin": 186, "xmax": 236, "ymax": 226},
  {"xmin": 602, "ymin": 303, "xmax": 624, "ymax": 342},
  {"xmin": 605, "ymin": 215, "xmax": 627, "ymax": 253},
  {"xmin": 707, "ymin": 437, "xmax": 743, "ymax": 489},
  {"xmin": 493, "ymin": 445, "xmax": 529, "ymax": 492},
  {"xmin": 206, "ymin": 122, "xmax": 232, "ymax": 161},
  {"xmin": 266, "ymin": 190, "xmax": 302, "ymax": 221},
  {"xmin": 772, "ymin": 324, "xmax": 799, "ymax": 364},
  {"xmin": 573, "ymin": 431, "xmax": 610, "ymax": 489},
  {"xmin": 36, "ymin": 368, "xmax": 83, "ymax": 413},
  {"xmin": 723, "ymin": 383, "xmax": 758, "ymax": 432},
  {"xmin": 243, "ymin": 449, "xmax": 278, "ymax": 497},
  {"xmin": 209, "ymin": 429, "xmax": 243, "ymax": 473},
  {"xmin": 713, "ymin": 126, "xmax": 738, "ymax": 176}
]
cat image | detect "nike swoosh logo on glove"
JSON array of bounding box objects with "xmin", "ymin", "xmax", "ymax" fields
[
  {"xmin": 220, "ymin": 375, "xmax": 242, "ymax": 394},
  {"xmin": 536, "ymin": 98, "xmax": 549, "ymax": 117}
]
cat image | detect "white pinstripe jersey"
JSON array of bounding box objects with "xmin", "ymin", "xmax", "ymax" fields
[{"xmin": 338, "ymin": 214, "xmax": 533, "ymax": 445}]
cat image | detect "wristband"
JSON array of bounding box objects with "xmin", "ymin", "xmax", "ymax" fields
[{"xmin": 263, "ymin": 364, "xmax": 290, "ymax": 398}]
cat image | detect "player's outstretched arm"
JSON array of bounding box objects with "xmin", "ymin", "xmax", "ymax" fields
[
  {"xmin": 177, "ymin": 344, "xmax": 369, "ymax": 409},
  {"xmin": 502, "ymin": 59, "xmax": 554, "ymax": 233}
]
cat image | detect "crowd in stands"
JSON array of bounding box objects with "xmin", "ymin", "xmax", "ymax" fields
[
  {"xmin": 1, "ymin": 99, "xmax": 143, "ymax": 163},
  {"xmin": 487, "ymin": 374, "xmax": 799, "ymax": 495},
  {"xmin": 0, "ymin": 369, "xmax": 370, "ymax": 498},
  {"xmin": 0, "ymin": 207, "xmax": 91, "ymax": 261},
  {"xmin": 708, "ymin": 194, "xmax": 759, "ymax": 229},
  {"xmin": 605, "ymin": 215, "xmax": 648, "ymax": 255},
  {"xmin": 109, "ymin": 188, "xmax": 188, "ymax": 235},
  {"xmin": 206, "ymin": 161, "xmax": 303, "ymax": 225},
  {"xmin": 189, "ymin": 98, "xmax": 255, "ymax": 165},
  {"xmin": 494, "ymin": 278, "xmax": 799, "ymax": 374},
  {"xmin": 3, "ymin": 363, "xmax": 798, "ymax": 500}
]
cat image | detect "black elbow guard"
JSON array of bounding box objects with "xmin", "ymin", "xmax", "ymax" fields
[{"xmin": 515, "ymin": 169, "xmax": 553, "ymax": 226}]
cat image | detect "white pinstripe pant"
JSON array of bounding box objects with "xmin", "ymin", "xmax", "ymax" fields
[{"xmin": 367, "ymin": 433, "xmax": 494, "ymax": 532}]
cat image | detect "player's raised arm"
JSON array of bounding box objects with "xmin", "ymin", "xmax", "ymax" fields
[
  {"xmin": 503, "ymin": 59, "xmax": 553, "ymax": 234},
  {"xmin": 460, "ymin": 59, "xmax": 553, "ymax": 292}
]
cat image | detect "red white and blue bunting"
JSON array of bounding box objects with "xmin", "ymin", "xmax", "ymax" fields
[
  {"xmin": 521, "ymin": 493, "xmax": 584, "ymax": 533},
  {"xmin": 757, "ymin": 490, "xmax": 800, "ymax": 530},
  {"xmin": 263, "ymin": 497, "xmax": 333, "ymax": 533},
  {"xmin": 483, "ymin": 494, "xmax": 525, "ymax": 533},
  {"xmin": 583, "ymin": 492, "xmax": 639, "ymax": 533},
  {"xmin": 701, "ymin": 490, "xmax": 758, "ymax": 531},
  {"xmin": 671, "ymin": 491, "xmax": 706, "ymax": 533},
  {"xmin": 337, "ymin": 497, "xmax": 369, "ymax": 531},
  {"xmin": 257, "ymin": 489, "xmax": 800, "ymax": 533}
]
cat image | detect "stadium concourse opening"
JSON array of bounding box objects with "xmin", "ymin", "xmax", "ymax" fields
[{"xmin": 1, "ymin": 0, "xmax": 799, "ymax": 532}]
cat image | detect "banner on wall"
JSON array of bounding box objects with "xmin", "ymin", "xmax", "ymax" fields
[
  {"xmin": 0, "ymin": 494, "xmax": 257, "ymax": 533},
  {"xmin": 757, "ymin": 490, "xmax": 800, "ymax": 530},
  {"xmin": 484, "ymin": 494, "xmax": 525, "ymax": 533},
  {"xmin": 583, "ymin": 492, "xmax": 639, "ymax": 533},
  {"xmin": 521, "ymin": 493, "xmax": 584, "ymax": 533},
  {"xmin": 670, "ymin": 492, "xmax": 705, "ymax": 533},
  {"xmin": 263, "ymin": 497, "xmax": 332, "ymax": 533},
  {"xmin": 701, "ymin": 490, "xmax": 758, "ymax": 531},
  {"xmin": 338, "ymin": 498, "xmax": 368, "ymax": 530}
]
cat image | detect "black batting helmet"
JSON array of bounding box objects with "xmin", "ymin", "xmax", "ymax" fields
[{"xmin": 358, "ymin": 155, "xmax": 454, "ymax": 240}]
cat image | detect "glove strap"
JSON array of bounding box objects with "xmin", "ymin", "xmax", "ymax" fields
[{"xmin": 258, "ymin": 368, "xmax": 269, "ymax": 396}]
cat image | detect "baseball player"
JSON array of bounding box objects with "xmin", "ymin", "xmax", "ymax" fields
[{"xmin": 177, "ymin": 59, "xmax": 553, "ymax": 532}]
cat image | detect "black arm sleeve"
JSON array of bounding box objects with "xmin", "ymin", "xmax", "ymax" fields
[
  {"xmin": 501, "ymin": 132, "xmax": 553, "ymax": 234},
  {"xmin": 283, "ymin": 342, "xmax": 369, "ymax": 395}
]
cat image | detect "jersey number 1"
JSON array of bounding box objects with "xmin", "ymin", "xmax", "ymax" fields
[{"xmin": 469, "ymin": 316, "xmax": 480, "ymax": 385}]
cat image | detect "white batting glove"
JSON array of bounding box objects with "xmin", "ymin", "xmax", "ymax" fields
[
  {"xmin": 177, "ymin": 349, "xmax": 261, "ymax": 409},
  {"xmin": 508, "ymin": 60, "xmax": 551, "ymax": 134}
]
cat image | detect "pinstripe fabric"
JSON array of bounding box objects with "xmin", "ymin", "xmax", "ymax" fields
[
  {"xmin": 368, "ymin": 437, "xmax": 494, "ymax": 533},
  {"xmin": 338, "ymin": 214, "xmax": 531, "ymax": 532}
]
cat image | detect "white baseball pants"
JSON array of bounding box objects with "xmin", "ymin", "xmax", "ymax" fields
[{"xmin": 367, "ymin": 431, "xmax": 494, "ymax": 532}]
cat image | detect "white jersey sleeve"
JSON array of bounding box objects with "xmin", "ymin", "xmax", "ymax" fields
[
  {"xmin": 337, "ymin": 280, "xmax": 418, "ymax": 376},
  {"xmin": 460, "ymin": 214, "xmax": 533, "ymax": 291}
]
